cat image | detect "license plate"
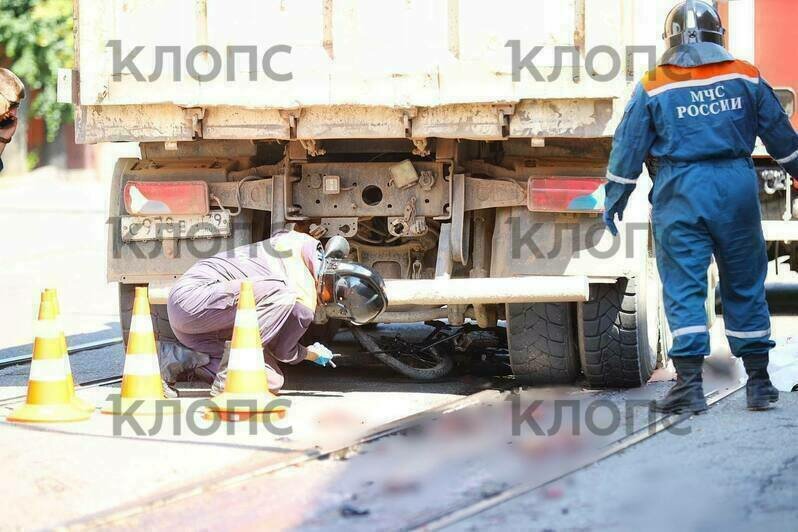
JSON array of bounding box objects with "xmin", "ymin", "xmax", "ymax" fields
[{"xmin": 120, "ymin": 212, "xmax": 231, "ymax": 242}]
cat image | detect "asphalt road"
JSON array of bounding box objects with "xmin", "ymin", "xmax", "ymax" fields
[
  {"xmin": 453, "ymin": 390, "xmax": 798, "ymax": 532},
  {"xmin": 0, "ymin": 170, "xmax": 796, "ymax": 531},
  {"xmin": 0, "ymin": 168, "xmax": 120, "ymax": 354}
]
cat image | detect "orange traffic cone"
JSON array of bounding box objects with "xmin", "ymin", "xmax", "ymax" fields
[
  {"xmin": 207, "ymin": 281, "xmax": 287, "ymax": 421},
  {"xmin": 7, "ymin": 298, "xmax": 92, "ymax": 423},
  {"xmin": 43, "ymin": 289, "xmax": 94, "ymax": 413},
  {"xmin": 102, "ymin": 287, "xmax": 172, "ymax": 415}
]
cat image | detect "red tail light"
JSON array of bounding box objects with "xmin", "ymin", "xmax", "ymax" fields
[
  {"xmin": 123, "ymin": 181, "xmax": 210, "ymax": 215},
  {"xmin": 527, "ymin": 177, "xmax": 605, "ymax": 213}
]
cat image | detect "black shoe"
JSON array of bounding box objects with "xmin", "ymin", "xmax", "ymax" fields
[
  {"xmin": 651, "ymin": 357, "xmax": 708, "ymax": 415},
  {"xmin": 743, "ymin": 354, "xmax": 779, "ymax": 411}
]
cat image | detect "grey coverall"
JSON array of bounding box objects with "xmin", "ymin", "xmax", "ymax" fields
[{"xmin": 167, "ymin": 232, "xmax": 323, "ymax": 391}]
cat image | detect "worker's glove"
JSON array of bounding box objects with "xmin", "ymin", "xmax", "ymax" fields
[
  {"xmin": 602, "ymin": 182, "xmax": 634, "ymax": 237},
  {"xmin": 306, "ymin": 342, "xmax": 339, "ymax": 368}
]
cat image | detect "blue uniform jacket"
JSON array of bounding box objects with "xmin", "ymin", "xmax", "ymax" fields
[{"xmin": 604, "ymin": 43, "xmax": 798, "ymax": 228}]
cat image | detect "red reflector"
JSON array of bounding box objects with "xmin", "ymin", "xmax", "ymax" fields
[
  {"xmin": 124, "ymin": 181, "xmax": 209, "ymax": 215},
  {"xmin": 527, "ymin": 177, "xmax": 605, "ymax": 213}
]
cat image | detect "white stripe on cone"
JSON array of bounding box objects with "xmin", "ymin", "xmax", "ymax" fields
[
  {"xmin": 234, "ymin": 309, "xmax": 259, "ymax": 329},
  {"xmin": 227, "ymin": 348, "xmax": 265, "ymax": 371},
  {"xmin": 32, "ymin": 320, "xmax": 62, "ymax": 340},
  {"xmin": 129, "ymin": 314, "xmax": 155, "ymax": 334},
  {"xmin": 123, "ymin": 353, "xmax": 160, "ymax": 376},
  {"xmin": 50, "ymin": 316, "xmax": 74, "ymax": 375},
  {"xmin": 29, "ymin": 358, "xmax": 68, "ymax": 381}
]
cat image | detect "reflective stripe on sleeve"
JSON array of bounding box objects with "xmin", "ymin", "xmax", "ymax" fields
[
  {"xmin": 776, "ymin": 148, "xmax": 798, "ymax": 165},
  {"xmin": 606, "ymin": 171, "xmax": 637, "ymax": 185}
]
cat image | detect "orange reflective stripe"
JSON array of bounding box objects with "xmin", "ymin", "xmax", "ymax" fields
[{"xmin": 642, "ymin": 60, "xmax": 759, "ymax": 95}]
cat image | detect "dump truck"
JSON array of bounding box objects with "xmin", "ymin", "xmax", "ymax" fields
[{"xmin": 58, "ymin": 0, "xmax": 796, "ymax": 387}]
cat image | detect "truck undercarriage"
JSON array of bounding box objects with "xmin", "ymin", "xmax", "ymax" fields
[{"xmin": 109, "ymin": 137, "xmax": 663, "ymax": 387}]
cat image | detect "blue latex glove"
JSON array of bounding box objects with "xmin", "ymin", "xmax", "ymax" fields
[
  {"xmin": 307, "ymin": 342, "xmax": 339, "ymax": 368},
  {"xmin": 602, "ymin": 182, "xmax": 634, "ymax": 237}
]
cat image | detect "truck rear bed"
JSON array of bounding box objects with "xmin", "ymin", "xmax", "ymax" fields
[{"xmin": 64, "ymin": 0, "xmax": 682, "ymax": 143}]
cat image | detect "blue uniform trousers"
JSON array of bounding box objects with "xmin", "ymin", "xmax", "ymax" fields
[{"xmin": 652, "ymin": 158, "xmax": 775, "ymax": 357}]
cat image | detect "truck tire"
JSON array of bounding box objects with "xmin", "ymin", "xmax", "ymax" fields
[
  {"xmin": 506, "ymin": 302, "xmax": 580, "ymax": 385},
  {"xmin": 578, "ymin": 278, "xmax": 658, "ymax": 388},
  {"xmin": 118, "ymin": 284, "xmax": 177, "ymax": 346}
]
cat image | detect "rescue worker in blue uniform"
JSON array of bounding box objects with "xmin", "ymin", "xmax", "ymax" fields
[{"xmin": 603, "ymin": 1, "xmax": 798, "ymax": 413}]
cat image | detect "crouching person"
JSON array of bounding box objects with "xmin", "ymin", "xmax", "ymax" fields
[{"xmin": 163, "ymin": 231, "xmax": 387, "ymax": 395}]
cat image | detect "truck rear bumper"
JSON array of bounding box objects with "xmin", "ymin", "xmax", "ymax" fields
[
  {"xmin": 383, "ymin": 277, "xmax": 589, "ymax": 307},
  {"xmin": 147, "ymin": 276, "xmax": 591, "ymax": 306}
]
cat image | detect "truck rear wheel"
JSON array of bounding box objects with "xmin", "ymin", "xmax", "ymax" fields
[
  {"xmin": 506, "ymin": 302, "xmax": 580, "ymax": 385},
  {"xmin": 118, "ymin": 284, "xmax": 177, "ymax": 347},
  {"xmin": 578, "ymin": 278, "xmax": 658, "ymax": 388}
]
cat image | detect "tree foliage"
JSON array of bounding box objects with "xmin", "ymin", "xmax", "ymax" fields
[{"xmin": 0, "ymin": 0, "xmax": 73, "ymax": 141}]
